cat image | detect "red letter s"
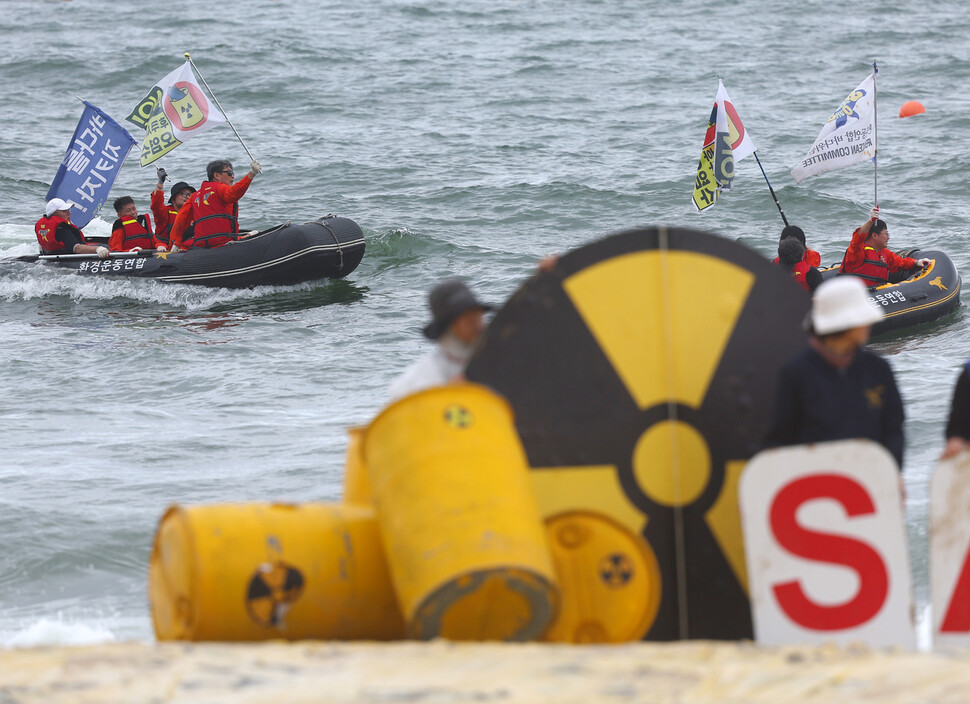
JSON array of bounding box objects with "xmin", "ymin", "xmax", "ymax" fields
[{"xmin": 769, "ymin": 474, "xmax": 888, "ymax": 631}]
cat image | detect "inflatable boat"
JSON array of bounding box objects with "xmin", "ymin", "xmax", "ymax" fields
[
  {"xmin": 18, "ymin": 215, "xmax": 365, "ymax": 288},
  {"xmin": 820, "ymin": 249, "xmax": 961, "ymax": 335}
]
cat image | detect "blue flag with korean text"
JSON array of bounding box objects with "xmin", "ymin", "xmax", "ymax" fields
[{"xmin": 46, "ymin": 101, "xmax": 137, "ymax": 229}]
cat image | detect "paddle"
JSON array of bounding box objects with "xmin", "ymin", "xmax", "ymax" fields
[{"xmin": 14, "ymin": 249, "xmax": 159, "ymax": 263}]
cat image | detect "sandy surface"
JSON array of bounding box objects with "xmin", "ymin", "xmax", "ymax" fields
[{"xmin": 2, "ymin": 640, "xmax": 970, "ymax": 703}]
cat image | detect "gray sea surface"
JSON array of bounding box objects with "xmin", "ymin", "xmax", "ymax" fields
[{"xmin": 2, "ymin": 0, "xmax": 968, "ymax": 645}]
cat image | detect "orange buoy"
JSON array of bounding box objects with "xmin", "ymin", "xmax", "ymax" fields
[{"xmin": 899, "ymin": 100, "xmax": 925, "ymax": 118}]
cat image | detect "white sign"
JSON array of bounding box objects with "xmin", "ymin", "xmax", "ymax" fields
[
  {"xmin": 740, "ymin": 440, "xmax": 915, "ymax": 649},
  {"xmin": 931, "ymin": 452, "xmax": 970, "ymax": 648}
]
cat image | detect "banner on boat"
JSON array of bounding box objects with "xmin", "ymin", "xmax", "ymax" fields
[
  {"xmin": 791, "ymin": 73, "xmax": 876, "ymax": 184},
  {"xmin": 126, "ymin": 60, "xmax": 227, "ymax": 166},
  {"xmin": 46, "ymin": 101, "xmax": 138, "ymax": 230},
  {"xmin": 692, "ymin": 80, "xmax": 755, "ymax": 212},
  {"xmin": 740, "ymin": 440, "xmax": 916, "ymax": 650}
]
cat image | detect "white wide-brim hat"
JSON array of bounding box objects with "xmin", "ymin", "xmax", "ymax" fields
[
  {"xmin": 809, "ymin": 276, "xmax": 884, "ymax": 335},
  {"xmin": 45, "ymin": 197, "xmax": 77, "ymax": 217}
]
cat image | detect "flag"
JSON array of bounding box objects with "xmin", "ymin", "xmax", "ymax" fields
[
  {"xmin": 46, "ymin": 102, "xmax": 138, "ymax": 229},
  {"xmin": 791, "ymin": 73, "xmax": 876, "ymax": 184},
  {"xmin": 692, "ymin": 80, "xmax": 756, "ymax": 212},
  {"xmin": 126, "ymin": 60, "xmax": 226, "ymax": 166}
]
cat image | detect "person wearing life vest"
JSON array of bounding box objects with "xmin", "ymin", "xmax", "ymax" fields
[
  {"xmin": 771, "ymin": 224, "xmax": 821, "ymax": 268},
  {"xmin": 149, "ymin": 167, "xmax": 194, "ymax": 252},
  {"xmin": 34, "ymin": 197, "xmax": 109, "ymax": 258},
  {"xmin": 108, "ymin": 196, "xmax": 154, "ymax": 252},
  {"xmin": 170, "ymin": 158, "xmax": 262, "ymax": 251},
  {"xmin": 778, "ymin": 237, "xmax": 821, "ymax": 292},
  {"xmin": 840, "ymin": 208, "xmax": 931, "ymax": 286}
]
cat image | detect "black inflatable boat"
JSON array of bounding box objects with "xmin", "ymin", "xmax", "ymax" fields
[
  {"xmin": 820, "ymin": 249, "xmax": 961, "ymax": 335},
  {"xmin": 18, "ymin": 215, "xmax": 365, "ymax": 288}
]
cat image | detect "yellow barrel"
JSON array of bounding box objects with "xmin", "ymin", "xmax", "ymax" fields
[
  {"xmin": 149, "ymin": 502, "xmax": 406, "ymax": 641},
  {"xmin": 363, "ymin": 383, "xmax": 559, "ymax": 641},
  {"xmin": 342, "ymin": 426, "xmax": 372, "ymax": 504},
  {"xmin": 542, "ymin": 511, "xmax": 661, "ymax": 643}
]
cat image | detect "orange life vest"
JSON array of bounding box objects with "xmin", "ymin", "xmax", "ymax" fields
[
  {"xmin": 111, "ymin": 214, "xmax": 154, "ymax": 251},
  {"xmin": 182, "ymin": 182, "xmax": 238, "ymax": 249},
  {"xmin": 840, "ymin": 246, "xmax": 889, "ymax": 286},
  {"xmin": 35, "ymin": 215, "xmax": 85, "ymax": 254},
  {"xmin": 154, "ymin": 206, "xmax": 180, "ymax": 246},
  {"xmin": 791, "ymin": 261, "xmax": 812, "ymax": 291}
]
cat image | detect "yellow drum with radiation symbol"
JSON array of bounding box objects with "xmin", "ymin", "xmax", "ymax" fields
[
  {"xmin": 542, "ymin": 511, "xmax": 661, "ymax": 643},
  {"xmin": 149, "ymin": 502, "xmax": 405, "ymax": 641},
  {"xmin": 342, "ymin": 425, "xmax": 373, "ymax": 505},
  {"xmin": 363, "ymin": 383, "xmax": 559, "ymax": 641}
]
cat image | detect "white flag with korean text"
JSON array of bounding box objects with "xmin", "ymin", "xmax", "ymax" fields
[{"xmin": 791, "ymin": 73, "xmax": 876, "ymax": 184}]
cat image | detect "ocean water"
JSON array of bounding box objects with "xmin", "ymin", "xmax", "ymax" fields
[{"xmin": 2, "ymin": 0, "xmax": 969, "ymax": 646}]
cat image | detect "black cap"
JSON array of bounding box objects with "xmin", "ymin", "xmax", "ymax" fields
[
  {"xmin": 169, "ymin": 181, "xmax": 194, "ymax": 203},
  {"xmin": 422, "ymin": 279, "xmax": 493, "ymax": 340}
]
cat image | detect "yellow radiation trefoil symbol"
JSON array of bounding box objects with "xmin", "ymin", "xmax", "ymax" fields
[
  {"xmin": 167, "ymin": 84, "xmax": 204, "ymax": 130},
  {"xmin": 444, "ymin": 405, "xmax": 474, "ymax": 429}
]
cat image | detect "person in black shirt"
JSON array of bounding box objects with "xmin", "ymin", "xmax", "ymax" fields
[
  {"xmin": 942, "ymin": 363, "xmax": 970, "ymax": 459},
  {"xmin": 764, "ymin": 276, "xmax": 905, "ymax": 469}
]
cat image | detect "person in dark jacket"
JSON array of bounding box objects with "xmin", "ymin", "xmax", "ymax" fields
[
  {"xmin": 942, "ymin": 362, "xmax": 970, "ymax": 459},
  {"xmin": 764, "ymin": 276, "xmax": 905, "ymax": 469}
]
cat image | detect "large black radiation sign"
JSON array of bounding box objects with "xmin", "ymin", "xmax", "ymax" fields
[{"xmin": 465, "ymin": 227, "xmax": 810, "ymax": 641}]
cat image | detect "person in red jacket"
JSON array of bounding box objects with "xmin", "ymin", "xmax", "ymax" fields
[
  {"xmin": 840, "ymin": 208, "xmax": 931, "ymax": 286},
  {"xmin": 772, "ymin": 224, "xmax": 821, "ymax": 268},
  {"xmin": 778, "ymin": 237, "xmax": 822, "ymax": 292},
  {"xmin": 149, "ymin": 167, "xmax": 194, "ymax": 251},
  {"xmin": 170, "ymin": 158, "xmax": 262, "ymax": 251},
  {"xmin": 108, "ymin": 196, "xmax": 154, "ymax": 252},
  {"xmin": 34, "ymin": 198, "xmax": 109, "ymax": 258}
]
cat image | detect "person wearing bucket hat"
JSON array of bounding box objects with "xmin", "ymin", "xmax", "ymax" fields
[
  {"xmin": 388, "ymin": 279, "xmax": 493, "ymax": 402},
  {"xmin": 149, "ymin": 167, "xmax": 195, "ymax": 251},
  {"xmin": 34, "ymin": 198, "xmax": 109, "ymax": 258},
  {"xmin": 764, "ymin": 276, "xmax": 905, "ymax": 469}
]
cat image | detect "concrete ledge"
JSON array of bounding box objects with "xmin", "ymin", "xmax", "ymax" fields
[{"xmin": 2, "ymin": 640, "xmax": 969, "ymax": 703}]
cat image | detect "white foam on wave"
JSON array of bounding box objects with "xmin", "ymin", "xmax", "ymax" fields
[
  {"xmin": 0, "ymin": 252, "xmax": 309, "ymax": 312},
  {"xmin": 1, "ymin": 617, "xmax": 118, "ymax": 648},
  {"xmin": 0, "ymin": 217, "xmax": 112, "ymax": 248}
]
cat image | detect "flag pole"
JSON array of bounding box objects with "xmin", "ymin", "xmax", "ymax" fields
[
  {"xmin": 872, "ymin": 60, "xmax": 878, "ymax": 209},
  {"xmin": 183, "ymin": 52, "xmax": 256, "ymax": 163},
  {"xmin": 753, "ymin": 151, "xmax": 789, "ymax": 227}
]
